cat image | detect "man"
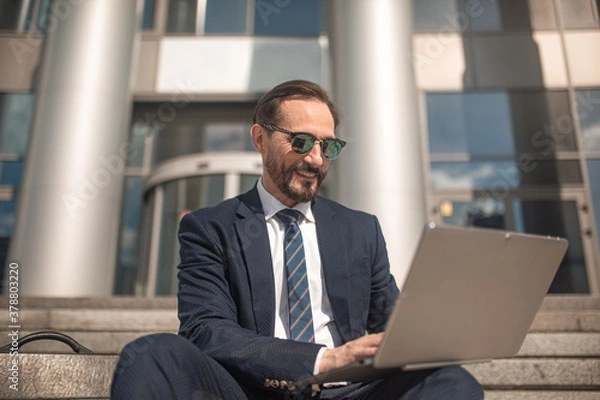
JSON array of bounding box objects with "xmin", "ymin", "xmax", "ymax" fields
[{"xmin": 111, "ymin": 80, "xmax": 483, "ymax": 399}]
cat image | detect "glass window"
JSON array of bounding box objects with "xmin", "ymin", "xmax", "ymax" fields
[
  {"xmin": 556, "ymin": 0, "xmax": 599, "ymax": 29},
  {"xmin": 142, "ymin": 0, "xmax": 156, "ymax": 30},
  {"xmin": 155, "ymin": 175, "xmax": 225, "ymax": 295},
  {"xmin": 128, "ymin": 116, "xmax": 156, "ymax": 168},
  {"xmin": 166, "ymin": 0, "xmax": 197, "ymax": 33},
  {"xmin": 509, "ymin": 91, "xmax": 578, "ymax": 155},
  {"xmin": 588, "ymin": 159, "xmax": 600, "ymax": 260},
  {"xmin": 440, "ymin": 199, "xmax": 506, "ymax": 229},
  {"xmin": 0, "ymin": 200, "xmax": 16, "ymax": 237},
  {"xmin": 114, "ymin": 177, "xmax": 144, "ymax": 295},
  {"xmin": 254, "ymin": 0, "xmax": 321, "ymax": 36},
  {"xmin": 0, "ymin": 0, "xmax": 33, "ymax": 31},
  {"xmin": 130, "ymin": 103, "xmax": 255, "ymax": 166},
  {"xmin": 575, "ymin": 90, "xmax": 600, "ymax": 154},
  {"xmin": 240, "ymin": 174, "xmax": 259, "ymax": 193},
  {"xmin": 468, "ymin": 0, "xmax": 502, "ymax": 32},
  {"xmin": 0, "ymin": 93, "xmax": 35, "ymax": 156},
  {"xmin": 430, "ymin": 160, "xmax": 582, "ymax": 190},
  {"xmin": 413, "ymin": 0, "xmax": 465, "ymax": 32},
  {"xmin": 427, "ymin": 92, "xmax": 514, "ymax": 156},
  {"xmin": 413, "ymin": 0, "xmax": 557, "ymax": 32},
  {"xmin": 513, "ymin": 199, "xmax": 588, "ymax": 293},
  {"xmin": 413, "ymin": 0, "xmax": 501, "ymax": 32},
  {"xmin": 427, "ymin": 91, "xmax": 577, "ymax": 157},
  {"xmin": 431, "ymin": 161, "xmax": 518, "ymax": 190},
  {"xmin": 0, "ymin": 161, "xmax": 23, "ymax": 187},
  {"xmin": 205, "ymin": 0, "xmax": 247, "ymax": 34}
]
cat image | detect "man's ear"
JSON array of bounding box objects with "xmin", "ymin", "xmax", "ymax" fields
[{"xmin": 250, "ymin": 124, "xmax": 266, "ymax": 154}]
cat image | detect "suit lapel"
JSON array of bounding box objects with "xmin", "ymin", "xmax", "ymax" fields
[
  {"xmin": 235, "ymin": 188, "xmax": 275, "ymax": 337},
  {"xmin": 313, "ymin": 199, "xmax": 352, "ymax": 342}
]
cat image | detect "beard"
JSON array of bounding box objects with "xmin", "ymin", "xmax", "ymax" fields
[{"xmin": 265, "ymin": 153, "xmax": 327, "ymax": 204}]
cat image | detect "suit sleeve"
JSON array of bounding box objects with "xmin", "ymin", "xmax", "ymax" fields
[
  {"xmin": 367, "ymin": 215, "xmax": 400, "ymax": 333},
  {"xmin": 176, "ymin": 212, "xmax": 323, "ymax": 392}
]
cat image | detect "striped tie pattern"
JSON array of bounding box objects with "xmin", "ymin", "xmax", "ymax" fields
[{"xmin": 276, "ymin": 209, "xmax": 315, "ymax": 343}]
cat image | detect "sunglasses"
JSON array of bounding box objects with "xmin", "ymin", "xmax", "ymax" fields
[{"xmin": 261, "ymin": 124, "xmax": 346, "ymax": 160}]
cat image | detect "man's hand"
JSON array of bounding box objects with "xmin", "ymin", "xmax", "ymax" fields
[{"xmin": 318, "ymin": 333, "xmax": 384, "ymax": 373}]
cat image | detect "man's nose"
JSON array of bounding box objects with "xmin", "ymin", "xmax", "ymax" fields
[{"xmin": 303, "ymin": 141, "xmax": 324, "ymax": 167}]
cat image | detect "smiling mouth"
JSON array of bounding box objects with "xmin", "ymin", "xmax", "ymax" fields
[{"xmin": 295, "ymin": 170, "xmax": 317, "ymax": 180}]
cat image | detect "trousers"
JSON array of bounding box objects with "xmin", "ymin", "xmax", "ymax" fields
[{"xmin": 111, "ymin": 333, "xmax": 484, "ymax": 400}]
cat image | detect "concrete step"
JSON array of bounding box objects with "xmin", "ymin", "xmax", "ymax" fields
[
  {"xmin": 0, "ymin": 354, "xmax": 598, "ymax": 399},
  {"xmin": 484, "ymin": 391, "xmax": 600, "ymax": 399},
  {"xmin": 9, "ymin": 331, "xmax": 600, "ymax": 357},
  {"xmin": 1, "ymin": 308, "xmax": 598, "ymax": 333},
  {"xmin": 9, "ymin": 294, "xmax": 599, "ymax": 310},
  {"xmin": 464, "ymin": 358, "xmax": 600, "ymax": 389},
  {"xmin": 0, "ymin": 353, "xmax": 117, "ymax": 399}
]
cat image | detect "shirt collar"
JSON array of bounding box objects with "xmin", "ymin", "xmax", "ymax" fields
[{"xmin": 256, "ymin": 177, "xmax": 315, "ymax": 223}]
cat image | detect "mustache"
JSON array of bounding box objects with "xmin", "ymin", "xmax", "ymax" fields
[{"xmin": 293, "ymin": 163, "xmax": 321, "ymax": 175}]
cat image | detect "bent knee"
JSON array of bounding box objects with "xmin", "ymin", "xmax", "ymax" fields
[{"xmin": 117, "ymin": 334, "xmax": 197, "ymax": 370}]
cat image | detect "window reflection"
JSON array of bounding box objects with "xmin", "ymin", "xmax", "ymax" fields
[
  {"xmin": 427, "ymin": 92, "xmax": 514, "ymax": 156},
  {"xmin": 431, "ymin": 161, "xmax": 517, "ymax": 190},
  {"xmin": 440, "ymin": 199, "xmax": 505, "ymax": 229},
  {"xmin": 427, "ymin": 91, "xmax": 577, "ymax": 157},
  {"xmin": 576, "ymin": 90, "xmax": 600, "ymax": 154},
  {"xmin": 430, "ymin": 160, "xmax": 582, "ymax": 190}
]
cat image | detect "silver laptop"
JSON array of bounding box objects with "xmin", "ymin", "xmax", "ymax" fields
[{"xmin": 292, "ymin": 222, "xmax": 569, "ymax": 387}]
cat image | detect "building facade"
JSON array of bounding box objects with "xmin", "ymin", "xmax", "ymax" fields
[{"xmin": 0, "ymin": 0, "xmax": 599, "ymax": 297}]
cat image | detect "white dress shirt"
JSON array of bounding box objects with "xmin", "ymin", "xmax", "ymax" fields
[{"xmin": 256, "ymin": 178, "xmax": 343, "ymax": 373}]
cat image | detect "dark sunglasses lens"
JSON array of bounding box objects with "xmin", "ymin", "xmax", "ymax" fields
[
  {"xmin": 291, "ymin": 134, "xmax": 315, "ymax": 154},
  {"xmin": 322, "ymin": 140, "xmax": 342, "ymax": 159}
]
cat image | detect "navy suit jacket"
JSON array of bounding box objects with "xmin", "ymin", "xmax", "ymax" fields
[{"xmin": 177, "ymin": 186, "xmax": 399, "ymax": 394}]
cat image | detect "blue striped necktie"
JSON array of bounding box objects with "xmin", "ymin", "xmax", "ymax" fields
[{"xmin": 276, "ymin": 209, "xmax": 315, "ymax": 343}]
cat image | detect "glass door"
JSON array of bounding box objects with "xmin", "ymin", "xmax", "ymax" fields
[{"xmin": 137, "ymin": 152, "xmax": 262, "ymax": 296}]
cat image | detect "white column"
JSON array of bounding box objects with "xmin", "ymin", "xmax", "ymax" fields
[
  {"xmin": 326, "ymin": 0, "xmax": 426, "ymax": 287},
  {"xmin": 9, "ymin": 0, "xmax": 140, "ymax": 296}
]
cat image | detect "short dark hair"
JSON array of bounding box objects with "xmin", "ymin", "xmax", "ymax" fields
[{"xmin": 252, "ymin": 80, "xmax": 340, "ymax": 128}]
